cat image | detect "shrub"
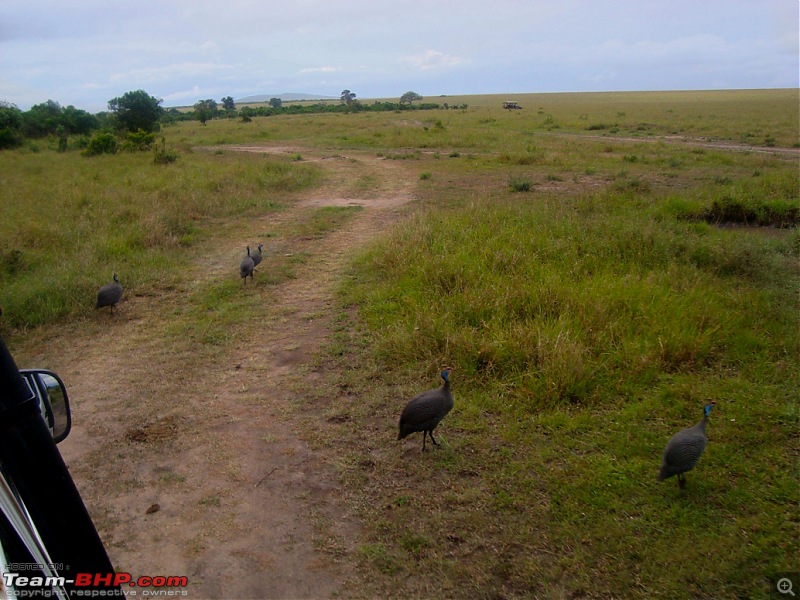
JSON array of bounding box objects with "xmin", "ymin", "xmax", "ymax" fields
[
  {"xmin": 0, "ymin": 128, "xmax": 22, "ymax": 149},
  {"xmin": 82, "ymin": 132, "xmax": 118, "ymax": 156},
  {"xmin": 153, "ymin": 137, "xmax": 178, "ymax": 165}
]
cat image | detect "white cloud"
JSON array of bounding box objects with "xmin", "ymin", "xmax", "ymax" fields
[
  {"xmin": 400, "ymin": 50, "xmax": 467, "ymax": 71},
  {"xmin": 109, "ymin": 62, "xmax": 236, "ymax": 86},
  {"xmin": 299, "ymin": 66, "xmax": 340, "ymax": 74}
]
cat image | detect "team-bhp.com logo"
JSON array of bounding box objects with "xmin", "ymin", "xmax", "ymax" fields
[{"xmin": 3, "ymin": 572, "xmax": 189, "ymax": 597}]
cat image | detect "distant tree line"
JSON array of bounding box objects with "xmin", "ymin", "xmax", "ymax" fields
[
  {"xmin": 235, "ymin": 100, "xmax": 448, "ymax": 120},
  {"xmin": 0, "ymin": 100, "xmax": 100, "ymax": 149},
  {"xmin": 0, "ymin": 89, "xmax": 467, "ymax": 152},
  {"xmin": 0, "ymin": 90, "xmax": 164, "ymax": 151}
]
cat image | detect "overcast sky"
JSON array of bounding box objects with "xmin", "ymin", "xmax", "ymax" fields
[{"xmin": 1, "ymin": 0, "xmax": 797, "ymax": 113}]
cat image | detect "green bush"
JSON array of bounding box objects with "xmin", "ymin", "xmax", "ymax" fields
[
  {"xmin": 82, "ymin": 132, "xmax": 118, "ymax": 156},
  {"xmin": 123, "ymin": 129, "xmax": 156, "ymax": 152}
]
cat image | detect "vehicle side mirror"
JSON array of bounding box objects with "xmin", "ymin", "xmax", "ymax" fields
[{"xmin": 19, "ymin": 370, "xmax": 72, "ymax": 444}]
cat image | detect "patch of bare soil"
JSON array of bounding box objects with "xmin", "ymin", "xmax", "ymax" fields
[{"xmin": 18, "ymin": 147, "xmax": 416, "ymax": 599}]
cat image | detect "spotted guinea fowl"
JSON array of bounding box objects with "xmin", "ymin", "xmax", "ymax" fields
[
  {"xmin": 96, "ymin": 273, "xmax": 123, "ymax": 314},
  {"xmin": 251, "ymin": 243, "xmax": 264, "ymax": 271},
  {"xmin": 659, "ymin": 401, "xmax": 716, "ymax": 488},
  {"xmin": 398, "ymin": 367, "xmax": 455, "ymax": 452},
  {"xmin": 240, "ymin": 246, "xmax": 255, "ymax": 283}
]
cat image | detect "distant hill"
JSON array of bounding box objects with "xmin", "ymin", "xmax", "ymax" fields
[{"xmin": 235, "ymin": 92, "xmax": 338, "ymax": 103}]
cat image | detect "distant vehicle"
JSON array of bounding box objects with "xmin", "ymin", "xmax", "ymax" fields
[
  {"xmin": 0, "ymin": 335, "xmax": 121, "ymax": 597},
  {"xmin": 503, "ymin": 101, "xmax": 522, "ymax": 110}
]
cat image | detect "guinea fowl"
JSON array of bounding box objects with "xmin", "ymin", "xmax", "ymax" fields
[
  {"xmin": 251, "ymin": 243, "xmax": 264, "ymax": 271},
  {"xmin": 659, "ymin": 401, "xmax": 716, "ymax": 489},
  {"xmin": 240, "ymin": 246, "xmax": 255, "ymax": 283},
  {"xmin": 96, "ymin": 273, "xmax": 123, "ymax": 314},
  {"xmin": 398, "ymin": 367, "xmax": 455, "ymax": 452}
]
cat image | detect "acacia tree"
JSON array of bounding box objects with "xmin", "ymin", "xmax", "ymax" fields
[
  {"xmin": 340, "ymin": 89, "xmax": 357, "ymax": 106},
  {"xmin": 108, "ymin": 90, "xmax": 163, "ymax": 133},
  {"xmin": 400, "ymin": 91, "xmax": 423, "ymax": 106},
  {"xmin": 194, "ymin": 99, "xmax": 218, "ymax": 125},
  {"xmin": 221, "ymin": 96, "xmax": 235, "ymax": 111}
]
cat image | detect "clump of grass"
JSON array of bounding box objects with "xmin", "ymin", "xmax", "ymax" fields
[
  {"xmin": 667, "ymin": 170, "xmax": 799, "ymax": 228},
  {"xmin": 508, "ymin": 178, "xmax": 531, "ymax": 192},
  {"xmin": 587, "ymin": 123, "xmax": 614, "ymax": 131},
  {"xmin": 498, "ymin": 152, "xmax": 537, "ymax": 165},
  {"xmin": 704, "ymin": 196, "xmax": 798, "ymax": 227},
  {"xmin": 358, "ymin": 543, "xmax": 398, "ymax": 575}
]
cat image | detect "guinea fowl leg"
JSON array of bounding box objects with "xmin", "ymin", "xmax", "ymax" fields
[
  {"xmin": 429, "ymin": 430, "xmax": 441, "ymax": 447},
  {"xmin": 678, "ymin": 474, "xmax": 686, "ymax": 489},
  {"xmin": 421, "ymin": 432, "xmax": 427, "ymax": 452}
]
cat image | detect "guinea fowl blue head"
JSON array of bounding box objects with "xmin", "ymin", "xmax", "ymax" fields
[{"xmin": 704, "ymin": 401, "xmax": 715, "ymax": 417}]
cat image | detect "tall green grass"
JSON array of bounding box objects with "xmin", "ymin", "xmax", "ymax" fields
[{"xmin": 349, "ymin": 193, "xmax": 797, "ymax": 408}]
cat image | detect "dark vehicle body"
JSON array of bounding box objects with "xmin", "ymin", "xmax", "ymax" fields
[{"xmin": 0, "ymin": 335, "xmax": 120, "ymax": 597}]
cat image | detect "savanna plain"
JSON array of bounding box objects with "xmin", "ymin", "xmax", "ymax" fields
[{"xmin": 1, "ymin": 89, "xmax": 798, "ymax": 599}]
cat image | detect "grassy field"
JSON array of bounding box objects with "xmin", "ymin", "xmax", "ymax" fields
[{"xmin": 1, "ymin": 89, "xmax": 798, "ymax": 598}]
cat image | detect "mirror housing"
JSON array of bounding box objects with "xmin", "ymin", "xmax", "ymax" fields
[{"xmin": 19, "ymin": 370, "xmax": 72, "ymax": 444}]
